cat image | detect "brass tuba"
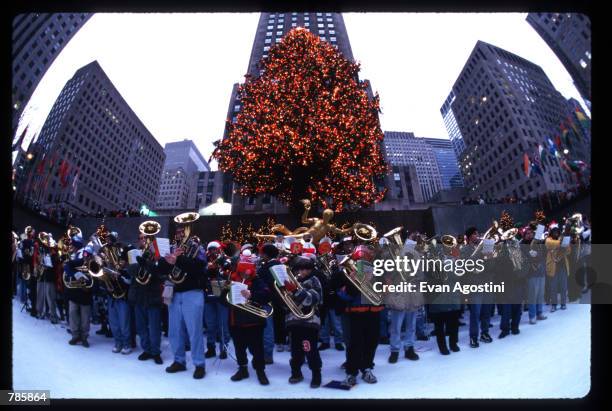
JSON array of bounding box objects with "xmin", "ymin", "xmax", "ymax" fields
[
  {"xmin": 339, "ymin": 255, "xmax": 383, "ymax": 306},
  {"xmin": 87, "ymin": 254, "xmax": 127, "ymax": 299},
  {"xmin": 136, "ymin": 221, "xmax": 161, "ymax": 285},
  {"xmin": 352, "ymin": 223, "xmax": 378, "ymax": 242},
  {"xmin": 270, "ymin": 264, "xmax": 316, "ymax": 320},
  {"xmin": 225, "ymin": 281, "xmax": 274, "ymax": 319},
  {"xmin": 381, "ymin": 226, "xmax": 407, "ymax": 282},
  {"xmin": 63, "ymin": 256, "xmax": 95, "ymax": 289},
  {"xmin": 169, "ymin": 212, "xmax": 201, "ymax": 284}
]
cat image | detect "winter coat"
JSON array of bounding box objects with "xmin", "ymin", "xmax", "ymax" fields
[
  {"xmin": 285, "ymin": 271, "xmax": 322, "ymax": 330},
  {"xmin": 336, "ymin": 261, "xmax": 384, "ymax": 314},
  {"xmin": 127, "ymin": 262, "xmax": 163, "ymax": 307},
  {"xmin": 545, "ymin": 237, "xmax": 571, "ymax": 277},
  {"xmin": 156, "ymin": 247, "xmax": 207, "ymax": 293},
  {"xmin": 424, "ymin": 255, "xmax": 462, "ymax": 314},
  {"xmin": 521, "ymin": 240, "xmax": 546, "ymax": 278},
  {"xmin": 382, "ymin": 250, "xmax": 424, "ymax": 312}
]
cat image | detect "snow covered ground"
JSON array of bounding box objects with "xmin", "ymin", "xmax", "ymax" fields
[{"xmin": 12, "ymin": 299, "xmax": 590, "ymax": 399}]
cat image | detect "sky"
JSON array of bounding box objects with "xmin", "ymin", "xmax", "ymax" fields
[{"xmin": 13, "ymin": 13, "xmax": 589, "ymax": 170}]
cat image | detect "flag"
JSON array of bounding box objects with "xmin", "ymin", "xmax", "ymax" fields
[
  {"xmin": 546, "ymin": 137, "xmax": 558, "ymax": 156},
  {"xmin": 152, "ymin": 238, "xmax": 161, "ymax": 260},
  {"xmin": 12, "ymin": 125, "xmax": 28, "ymax": 151},
  {"xmin": 531, "ymin": 147, "xmax": 543, "ymax": 176},
  {"xmin": 567, "ymin": 115, "xmax": 580, "ymax": 136},
  {"xmin": 575, "ymin": 108, "xmax": 590, "ymax": 128},
  {"xmin": 71, "ymin": 167, "xmax": 81, "ymax": 197},
  {"xmin": 560, "ymin": 123, "xmax": 568, "ymax": 138},
  {"xmin": 59, "ymin": 160, "xmax": 70, "ymax": 188},
  {"xmin": 35, "ymin": 154, "xmax": 46, "ymax": 175},
  {"xmin": 523, "ymin": 153, "xmax": 531, "ymax": 177}
]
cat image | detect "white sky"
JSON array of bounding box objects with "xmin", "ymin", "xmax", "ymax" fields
[{"xmin": 14, "ymin": 13, "xmax": 589, "ymax": 169}]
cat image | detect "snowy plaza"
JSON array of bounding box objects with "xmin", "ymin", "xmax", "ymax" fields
[{"xmin": 12, "ymin": 299, "xmax": 590, "ymax": 399}]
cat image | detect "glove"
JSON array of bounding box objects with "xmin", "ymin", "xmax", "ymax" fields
[
  {"xmin": 284, "ymin": 280, "xmax": 297, "ymax": 293},
  {"xmin": 74, "ymin": 272, "xmax": 87, "ymax": 280},
  {"xmin": 529, "ymin": 250, "xmax": 538, "ymax": 258}
]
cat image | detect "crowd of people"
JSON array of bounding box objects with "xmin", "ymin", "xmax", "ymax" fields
[
  {"xmin": 11, "ymin": 208, "xmax": 592, "ymax": 389},
  {"xmin": 461, "ymin": 184, "xmax": 590, "ymax": 208}
]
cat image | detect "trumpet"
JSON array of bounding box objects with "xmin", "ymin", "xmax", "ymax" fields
[
  {"xmin": 169, "ymin": 212, "xmax": 201, "ymax": 284},
  {"xmin": 270, "ymin": 264, "xmax": 315, "ymax": 320},
  {"xmin": 136, "ymin": 221, "xmax": 161, "ymax": 285},
  {"xmin": 339, "ymin": 255, "xmax": 383, "ymax": 306}
]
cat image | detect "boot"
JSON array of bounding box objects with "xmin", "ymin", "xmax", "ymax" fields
[
  {"xmin": 68, "ymin": 336, "xmax": 80, "ymax": 345},
  {"xmin": 469, "ymin": 336, "xmax": 479, "ymax": 348},
  {"xmin": 81, "ymin": 338, "xmax": 90, "ymax": 348},
  {"xmin": 480, "ymin": 332, "xmax": 493, "ymax": 343},
  {"xmin": 153, "ymin": 355, "xmax": 163, "ymax": 365},
  {"xmin": 138, "ymin": 352, "xmax": 153, "ymax": 361},
  {"xmin": 205, "ymin": 345, "xmax": 216, "ymax": 358},
  {"xmin": 361, "ymin": 368, "xmax": 377, "ymax": 383},
  {"xmin": 388, "ymin": 352, "xmax": 399, "ymax": 363},
  {"xmin": 405, "ymin": 346, "xmax": 419, "ymax": 360},
  {"xmin": 165, "ymin": 362, "xmax": 187, "ymax": 373},
  {"xmin": 335, "ymin": 343, "xmax": 345, "ymax": 351},
  {"xmin": 318, "ymin": 342, "xmax": 330, "ymax": 351},
  {"xmin": 499, "ymin": 330, "xmax": 510, "ymax": 339},
  {"xmin": 231, "ymin": 366, "xmax": 249, "ymax": 381},
  {"xmin": 511, "ymin": 328, "xmax": 520, "ymax": 335},
  {"xmin": 193, "ymin": 366, "xmax": 206, "ymax": 379},
  {"xmin": 256, "ymin": 369, "xmax": 269, "ymax": 385},
  {"xmin": 342, "ymin": 373, "xmax": 357, "ymax": 387},
  {"xmin": 219, "ymin": 348, "xmax": 228, "ymax": 359},
  {"xmin": 449, "ymin": 335, "xmax": 460, "ymax": 352},
  {"xmin": 289, "ymin": 368, "xmax": 304, "ymax": 384},
  {"xmin": 310, "ymin": 369, "xmax": 322, "ymax": 388},
  {"xmin": 436, "ymin": 333, "xmax": 450, "ymax": 355}
]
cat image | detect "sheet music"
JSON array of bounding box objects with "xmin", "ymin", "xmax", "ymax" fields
[
  {"xmin": 535, "ymin": 224, "xmax": 545, "ymax": 240},
  {"xmin": 156, "ymin": 238, "xmax": 171, "ymax": 257},
  {"xmin": 230, "ymin": 281, "xmax": 249, "ymax": 305},
  {"xmin": 127, "ymin": 249, "xmax": 142, "ymax": 265},
  {"xmin": 561, "ymin": 236, "xmax": 571, "ymax": 248},
  {"xmin": 269, "ymin": 264, "xmax": 289, "ymax": 285},
  {"xmin": 42, "ymin": 254, "xmax": 52, "ymax": 267}
]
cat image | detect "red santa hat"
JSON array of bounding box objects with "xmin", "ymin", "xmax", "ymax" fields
[{"xmin": 207, "ymin": 240, "xmax": 222, "ymax": 250}]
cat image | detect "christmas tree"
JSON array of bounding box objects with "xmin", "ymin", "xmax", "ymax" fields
[{"xmin": 212, "ymin": 27, "xmax": 388, "ymax": 211}]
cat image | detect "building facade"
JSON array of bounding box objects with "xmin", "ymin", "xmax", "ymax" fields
[
  {"xmin": 526, "ymin": 13, "xmax": 591, "ymax": 107},
  {"xmin": 383, "ymin": 131, "xmax": 443, "ymax": 202},
  {"xmin": 12, "ymin": 13, "xmax": 93, "ymax": 131},
  {"xmin": 423, "ymin": 137, "xmax": 464, "ymax": 190},
  {"xmin": 448, "ymin": 41, "xmax": 589, "ymax": 200},
  {"xmin": 155, "ymin": 139, "xmax": 209, "ymax": 210},
  {"xmin": 16, "ymin": 61, "xmax": 165, "ymax": 214},
  {"xmin": 440, "ymin": 90, "xmax": 468, "ymax": 158}
]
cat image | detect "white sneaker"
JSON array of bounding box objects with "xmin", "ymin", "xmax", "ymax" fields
[
  {"xmin": 343, "ymin": 373, "xmax": 357, "ymax": 386},
  {"xmin": 112, "ymin": 346, "xmax": 121, "ymax": 353},
  {"xmin": 276, "ymin": 344, "xmax": 284, "ymax": 352},
  {"xmin": 121, "ymin": 347, "xmax": 132, "ymax": 355}
]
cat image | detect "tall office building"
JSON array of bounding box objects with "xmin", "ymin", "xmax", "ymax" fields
[
  {"xmin": 383, "ymin": 131, "xmax": 443, "ymax": 202},
  {"xmin": 440, "ymin": 90, "xmax": 467, "ymax": 158},
  {"xmin": 16, "ymin": 61, "xmax": 165, "ymax": 214},
  {"xmin": 12, "ymin": 13, "xmax": 93, "ymax": 131},
  {"xmin": 224, "ymin": 12, "xmax": 375, "ymax": 214},
  {"xmin": 423, "ymin": 137, "xmax": 464, "ymax": 189},
  {"xmin": 448, "ymin": 41, "xmax": 589, "ymax": 200},
  {"xmin": 526, "ymin": 13, "xmax": 591, "ymax": 107},
  {"xmin": 156, "ymin": 139, "xmax": 209, "ymax": 210}
]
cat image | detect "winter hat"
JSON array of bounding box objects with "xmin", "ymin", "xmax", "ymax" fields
[
  {"xmin": 241, "ymin": 243, "xmax": 253, "ymax": 252},
  {"xmin": 207, "ymin": 241, "xmax": 221, "ymax": 250},
  {"xmin": 293, "ymin": 256, "xmax": 315, "ymax": 270},
  {"xmin": 261, "ymin": 243, "xmax": 279, "ymax": 259}
]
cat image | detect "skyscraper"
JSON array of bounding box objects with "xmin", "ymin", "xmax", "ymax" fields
[
  {"xmin": 223, "ymin": 12, "xmax": 371, "ymax": 214},
  {"xmin": 383, "ymin": 131, "xmax": 443, "ymax": 202},
  {"xmin": 155, "ymin": 139, "xmax": 209, "ymax": 211},
  {"xmin": 448, "ymin": 41, "xmax": 588, "ymax": 200},
  {"xmin": 526, "ymin": 13, "xmax": 591, "ymax": 107},
  {"xmin": 12, "ymin": 13, "xmax": 93, "ymax": 131},
  {"xmin": 423, "ymin": 137, "xmax": 464, "ymax": 190},
  {"xmin": 16, "ymin": 61, "xmax": 165, "ymax": 214},
  {"xmin": 440, "ymin": 90, "xmax": 467, "ymax": 159}
]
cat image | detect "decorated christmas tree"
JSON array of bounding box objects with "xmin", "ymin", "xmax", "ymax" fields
[{"xmin": 212, "ymin": 27, "xmax": 388, "ymax": 212}]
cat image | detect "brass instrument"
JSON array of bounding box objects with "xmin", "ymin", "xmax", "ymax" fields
[
  {"xmin": 169, "ymin": 212, "xmax": 201, "ymax": 284},
  {"xmin": 270, "ymin": 264, "xmax": 316, "ymax": 319},
  {"xmin": 470, "ymin": 221, "xmax": 500, "ymax": 258},
  {"xmin": 339, "ymin": 255, "xmax": 383, "ymax": 305},
  {"xmin": 136, "ymin": 221, "xmax": 161, "ymax": 285},
  {"xmin": 441, "ymin": 234, "xmax": 458, "ymax": 248},
  {"xmin": 87, "ymin": 254, "xmax": 127, "ymax": 299},
  {"xmin": 225, "ymin": 281, "xmax": 274, "ymax": 319},
  {"xmin": 12, "ymin": 232, "xmax": 18, "ymax": 263},
  {"xmin": 353, "ymin": 223, "xmax": 378, "ymax": 242},
  {"xmin": 315, "ymin": 252, "xmax": 336, "ymax": 280},
  {"xmin": 63, "ymin": 255, "xmax": 95, "ymax": 289},
  {"xmin": 381, "ymin": 226, "xmax": 408, "ymax": 281}
]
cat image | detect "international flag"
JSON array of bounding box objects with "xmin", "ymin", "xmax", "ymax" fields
[
  {"xmin": 523, "ymin": 153, "xmax": 531, "ymax": 177},
  {"xmin": 575, "ymin": 108, "xmax": 590, "ymax": 128},
  {"xmin": 59, "ymin": 159, "xmax": 71, "ymax": 188}
]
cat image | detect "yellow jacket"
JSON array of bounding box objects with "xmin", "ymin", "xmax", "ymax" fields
[{"xmin": 545, "ymin": 237, "xmax": 571, "ymax": 277}]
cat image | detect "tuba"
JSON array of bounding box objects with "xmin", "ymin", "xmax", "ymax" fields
[
  {"xmin": 381, "ymin": 226, "xmax": 408, "ymax": 281},
  {"xmin": 169, "ymin": 212, "xmax": 201, "ymax": 284},
  {"xmin": 270, "ymin": 264, "xmax": 316, "ymax": 320},
  {"xmin": 87, "ymin": 254, "xmax": 127, "ymax": 299},
  {"xmin": 136, "ymin": 221, "xmax": 161, "ymax": 285},
  {"xmin": 225, "ymin": 280, "xmax": 274, "ymax": 319},
  {"xmin": 339, "ymin": 255, "xmax": 383, "ymax": 306},
  {"xmin": 470, "ymin": 221, "xmax": 500, "ymax": 258},
  {"xmin": 63, "ymin": 256, "xmax": 95, "ymax": 289},
  {"xmin": 353, "ymin": 223, "xmax": 378, "ymax": 242}
]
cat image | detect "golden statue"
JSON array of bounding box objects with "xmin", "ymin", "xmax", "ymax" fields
[{"xmin": 255, "ymin": 200, "xmax": 352, "ymax": 244}]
